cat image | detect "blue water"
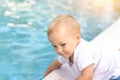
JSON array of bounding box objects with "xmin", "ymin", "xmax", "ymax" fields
[{"xmin": 0, "ymin": 0, "xmax": 120, "ymax": 80}]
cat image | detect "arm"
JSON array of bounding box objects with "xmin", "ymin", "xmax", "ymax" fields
[
  {"xmin": 44, "ymin": 59, "xmax": 62, "ymax": 77},
  {"xmin": 76, "ymin": 64, "xmax": 94, "ymax": 80}
]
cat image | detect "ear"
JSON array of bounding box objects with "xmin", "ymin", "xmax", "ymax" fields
[{"xmin": 75, "ymin": 34, "xmax": 80, "ymax": 43}]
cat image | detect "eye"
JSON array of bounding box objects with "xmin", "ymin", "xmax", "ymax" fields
[
  {"xmin": 60, "ymin": 43, "xmax": 66, "ymax": 47},
  {"xmin": 53, "ymin": 45, "xmax": 57, "ymax": 48},
  {"xmin": 51, "ymin": 44, "xmax": 57, "ymax": 48}
]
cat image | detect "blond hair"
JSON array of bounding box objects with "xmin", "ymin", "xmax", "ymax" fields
[{"xmin": 47, "ymin": 15, "xmax": 80, "ymax": 36}]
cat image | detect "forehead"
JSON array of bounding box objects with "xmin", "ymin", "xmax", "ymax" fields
[
  {"xmin": 48, "ymin": 27, "xmax": 73, "ymax": 43},
  {"xmin": 48, "ymin": 22, "xmax": 73, "ymax": 35},
  {"xmin": 49, "ymin": 26, "xmax": 72, "ymax": 38}
]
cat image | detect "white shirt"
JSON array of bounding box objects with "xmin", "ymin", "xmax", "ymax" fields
[{"xmin": 58, "ymin": 38, "xmax": 120, "ymax": 80}]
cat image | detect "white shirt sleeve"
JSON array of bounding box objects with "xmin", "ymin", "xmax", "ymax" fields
[{"xmin": 77, "ymin": 53, "xmax": 95, "ymax": 71}]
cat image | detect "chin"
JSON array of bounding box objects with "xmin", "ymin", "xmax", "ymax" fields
[{"xmin": 61, "ymin": 55, "xmax": 67, "ymax": 58}]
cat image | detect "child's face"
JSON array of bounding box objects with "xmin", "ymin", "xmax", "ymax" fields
[{"xmin": 48, "ymin": 27, "xmax": 80, "ymax": 59}]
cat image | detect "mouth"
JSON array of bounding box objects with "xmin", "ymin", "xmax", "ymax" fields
[
  {"xmin": 60, "ymin": 53, "xmax": 65, "ymax": 56},
  {"xmin": 59, "ymin": 52, "xmax": 66, "ymax": 57}
]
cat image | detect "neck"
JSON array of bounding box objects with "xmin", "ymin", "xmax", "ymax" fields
[{"xmin": 69, "ymin": 54, "xmax": 74, "ymax": 63}]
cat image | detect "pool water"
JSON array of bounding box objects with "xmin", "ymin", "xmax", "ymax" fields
[{"xmin": 0, "ymin": 0, "xmax": 120, "ymax": 80}]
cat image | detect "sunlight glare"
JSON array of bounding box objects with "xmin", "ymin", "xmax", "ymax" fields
[{"xmin": 95, "ymin": 0, "xmax": 113, "ymax": 6}]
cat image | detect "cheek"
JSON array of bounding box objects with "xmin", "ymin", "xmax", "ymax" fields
[
  {"xmin": 70, "ymin": 42, "xmax": 78, "ymax": 51},
  {"xmin": 65, "ymin": 44, "xmax": 75, "ymax": 53},
  {"xmin": 54, "ymin": 48, "xmax": 58, "ymax": 54},
  {"xmin": 54, "ymin": 49, "xmax": 60, "ymax": 55}
]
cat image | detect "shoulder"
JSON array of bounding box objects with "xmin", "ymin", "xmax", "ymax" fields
[
  {"xmin": 74, "ymin": 38, "xmax": 94, "ymax": 57},
  {"xmin": 74, "ymin": 39, "xmax": 96, "ymax": 71}
]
